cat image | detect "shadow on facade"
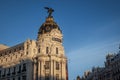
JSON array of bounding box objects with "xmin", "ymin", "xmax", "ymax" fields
[{"xmin": 0, "ymin": 59, "xmax": 67, "ymax": 80}]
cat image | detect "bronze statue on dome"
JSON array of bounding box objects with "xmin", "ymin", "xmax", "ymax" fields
[{"xmin": 44, "ymin": 7, "xmax": 54, "ymax": 17}]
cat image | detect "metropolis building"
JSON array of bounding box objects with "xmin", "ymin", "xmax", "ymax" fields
[{"xmin": 0, "ymin": 8, "xmax": 68, "ymax": 80}]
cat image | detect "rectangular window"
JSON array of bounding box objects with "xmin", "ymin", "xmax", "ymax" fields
[
  {"xmin": 45, "ymin": 61, "xmax": 50, "ymax": 69},
  {"xmin": 18, "ymin": 65, "xmax": 21, "ymax": 73},
  {"xmin": 56, "ymin": 47, "xmax": 58, "ymax": 54},
  {"xmin": 22, "ymin": 63, "xmax": 26, "ymax": 72},
  {"xmin": 38, "ymin": 48, "xmax": 40, "ymax": 53},
  {"xmin": 13, "ymin": 78, "xmax": 15, "ymax": 80},
  {"xmin": 14, "ymin": 67, "xmax": 16, "ymax": 72},
  {"xmin": 22, "ymin": 75, "xmax": 27, "ymax": 80},
  {"xmin": 4, "ymin": 69, "xmax": 6, "ymax": 75},
  {"xmin": 19, "ymin": 47, "xmax": 21, "ymax": 50},
  {"xmin": 18, "ymin": 77, "xmax": 21, "ymax": 80},
  {"xmin": 12, "ymin": 67, "xmax": 16, "ymax": 75},
  {"xmin": 26, "ymin": 51, "xmax": 28, "ymax": 55},
  {"xmin": 0, "ymin": 70, "xmax": 1, "ymax": 78},
  {"xmin": 7, "ymin": 68, "xmax": 10, "ymax": 76},
  {"xmin": 2, "ymin": 69, "xmax": 6, "ymax": 77},
  {"xmin": 46, "ymin": 47, "xmax": 49, "ymax": 54},
  {"xmin": 56, "ymin": 62, "xmax": 59, "ymax": 70}
]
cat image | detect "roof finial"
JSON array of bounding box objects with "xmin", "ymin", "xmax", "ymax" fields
[{"xmin": 44, "ymin": 7, "xmax": 54, "ymax": 17}]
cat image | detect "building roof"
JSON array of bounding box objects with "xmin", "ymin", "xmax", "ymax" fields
[
  {"xmin": 0, "ymin": 44, "xmax": 9, "ymax": 51},
  {"xmin": 38, "ymin": 16, "xmax": 62, "ymax": 35}
]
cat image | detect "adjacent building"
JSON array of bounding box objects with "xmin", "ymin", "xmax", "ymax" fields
[
  {"xmin": 81, "ymin": 47, "xmax": 120, "ymax": 80},
  {"xmin": 0, "ymin": 8, "xmax": 68, "ymax": 80}
]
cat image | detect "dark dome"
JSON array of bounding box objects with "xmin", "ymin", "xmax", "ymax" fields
[{"xmin": 38, "ymin": 17, "xmax": 61, "ymax": 34}]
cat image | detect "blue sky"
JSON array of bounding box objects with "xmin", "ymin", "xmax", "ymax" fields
[{"xmin": 0, "ymin": 0, "xmax": 120, "ymax": 79}]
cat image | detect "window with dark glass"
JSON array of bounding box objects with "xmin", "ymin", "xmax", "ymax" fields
[
  {"xmin": 38, "ymin": 48, "xmax": 40, "ymax": 53},
  {"xmin": 46, "ymin": 47, "xmax": 49, "ymax": 54},
  {"xmin": 9, "ymin": 50, "xmax": 11, "ymax": 53},
  {"xmin": 6, "ymin": 58, "xmax": 7, "ymax": 61},
  {"xmin": 7, "ymin": 68, "xmax": 10, "ymax": 76},
  {"xmin": 18, "ymin": 77, "xmax": 21, "ymax": 80},
  {"xmin": 26, "ymin": 51, "xmax": 28, "ymax": 55},
  {"xmin": 2, "ymin": 69, "xmax": 6, "ymax": 77},
  {"xmin": 56, "ymin": 62, "xmax": 59, "ymax": 70},
  {"xmin": 12, "ymin": 67, "xmax": 16, "ymax": 75},
  {"xmin": 19, "ymin": 47, "xmax": 21, "ymax": 50},
  {"xmin": 22, "ymin": 63, "xmax": 26, "ymax": 72},
  {"xmin": 18, "ymin": 65, "xmax": 21, "ymax": 73},
  {"xmin": 0, "ymin": 70, "xmax": 1, "ymax": 78},
  {"xmin": 45, "ymin": 61, "xmax": 50, "ymax": 69},
  {"xmin": 22, "ymin": 75, "xmax": 27, "ymax": 80},
  {"xmin": 56, "ymin": 47, "xmax": 58, "ymax": 54}
]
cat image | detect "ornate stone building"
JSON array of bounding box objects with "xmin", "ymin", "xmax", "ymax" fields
[
  {"xmin": 0, "ymin": 8, "xmax": 68, "ymax": 80},
  {"xmin": 81, "ymin": 46, "xmax": 120, "ymax": 80}
]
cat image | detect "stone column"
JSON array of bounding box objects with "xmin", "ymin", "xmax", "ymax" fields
[
  {"xmin": 61, "ymin": 61, "xmax": 62, "ymax": 80},
  {"xmin": 38, "ymin": 61, "xmax": 40, "ymax": 80},
  {"xmin": 40, "ymin": 60, "xmax": 44, "ymax": 80},
  {"xmin": 62, "ymin": 61, "xmax": 66, "ymax": 80},
  {"xmin": 53, "ymin": 60, "xmax": 56, "ymax": 80},
  {"xmin": 50, "ymin": 60, "xmax": 53, "ymax": 80},
  {"xmin": 40, "ymin": 61, "xmax": 41, "ymax": 80},
  {"xmin": 33, "ymin": 60, "xmax": 37, "ymax": 80}
]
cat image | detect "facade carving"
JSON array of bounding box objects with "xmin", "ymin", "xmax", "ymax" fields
[{"xmin": 0, "ymin": 9, "xmax": 68, "ymax": 80}]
